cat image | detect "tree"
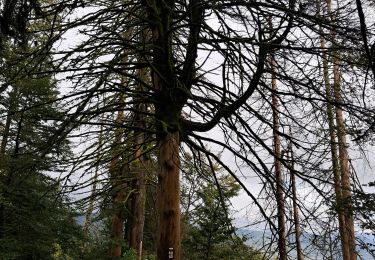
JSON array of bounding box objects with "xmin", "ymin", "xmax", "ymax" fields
[
  {"xmin": 269, "ymin": 34, "xmax": 287, "ymax": 260},
  {"xmin": 315, "ymin": 0, "xmax": 357, "ymax": 258},
  {"xmin": 17, "ymin": 0, "xmax": 375, "ymax": 259},
  {"xmin": 286, "ymin": 134, "xmax": 303, "ymax": 260},
  {"xmin": 0, "ymin": 43, "xmax": 83, "ymax": 259},
  {"xmin": 0, "ymin": 0, "xmax": 41, "ymax": 43},
  {"xmin": 180, "ymin": 153, "xmax": 262, "ymax": 260},
  {"xmin": 0, "ymin": 172, "xmax": 84, "ymax": 259},
  {"xmin": 44, "ymin": 1, "xmax": 296, "ymax": 257}
]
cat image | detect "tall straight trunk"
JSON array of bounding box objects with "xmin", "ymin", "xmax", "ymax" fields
[
  {"xmin": 316, "ymin": 1, "xmax": 349, "ymax": 258},
  {"xmin": 323, "ymin": 58, "xmax": 350, "ymax": 260},
  {"xmin": 109, "ymin": 109, "xmax": 127, "ymax": 257},
  {"xmin": 129, "ymin": 65, "xmax": 148, "ymax": 259},
  {"xmin": 288, "ymin": 136, "xmax": 303, "ymax": 260},
  {"xmin": 109, "ymin": 70, "xmax": 128, "ymax": 257},
  {"xmin": 156, "ymin": 132, "xmax": 181, "ymax": 260},
  {"xmin": 270, "ymin": 53, "xmax": 287, "ymax": 260},
  {"xmin": 129, "ymin": 151, "xmax": 147, "ymax": 260},
  {"xmin": 324, "ymin": 0, "xmax": 356, "ymax": 258},
  {"xmin": 332, "ymin": 56, "xmax": 356, "ymax": 260},
  {"xmin": 147, "ymin": 2, "xmax": 183, "ymax": 258}
]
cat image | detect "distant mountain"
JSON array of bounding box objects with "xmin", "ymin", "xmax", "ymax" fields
[{"xmin": 237, "ymin": 228, "xmax": 375, "ymax": 260}]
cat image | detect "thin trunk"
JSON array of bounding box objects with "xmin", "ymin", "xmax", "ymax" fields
[
  {"xmin": 129, "ymin": 66, "xmax": 148, "ymax": 259},
  {"xmin": 288, "ymin": 136, "xmax": 303, "ymax": 260},
  {"xmin": 156, "ymin": 132, "xmax": 181, "ymax": 260},
  {"xmin": 109, "ymin": 114, "xmax": 127, "ymax": 257},
  {"xmin": 323, "ymin": 47, "xmax": 350, "ymax": 260},
  {"xmin": 325, "ymin": 58, "xmax": 350, "ymax": 259},
  {"xmin": 333, "ymin": 55, "xmax": 356, "ymax": 260},
  {"xmin": 270, "ymin": 53, "xmax": 286, "ymax": 260},
  {"xmin": 83, "ymin": 123, "xmax": 103, "ymax": 235},
  {"xmin": 110, "ymin": 186, "xmax": 127, "ymax": 257},
  {"xmin": 129, "ymin": 156, "xmax": 147, "ymax": 259},
  {"xmin": 316, "ymin": 0, "xmax": 352, "ymax": 258},
  {"xmin": 109, "ymin": 76, "xmax": 127, "ymax": 257},
  {"xmin": 325, "ymin": 0, "xmax": 356, "ymax": 257}
]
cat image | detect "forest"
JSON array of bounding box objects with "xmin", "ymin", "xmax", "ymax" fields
[{"xmin": 0, "ymin": 0, "xmax": 375, "ymax": 259}]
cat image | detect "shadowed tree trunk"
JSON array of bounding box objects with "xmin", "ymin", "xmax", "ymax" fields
[
  {"xmin": 109, "ymin": 60, "xmax": 128, "ymax": 257},
  {"xmin": 129, "ymin": 60, "xmax": 149, "ymax": 259},
  {"xmin": 109, "ymin": 109, "xmax": 127, "ymax": 257}
]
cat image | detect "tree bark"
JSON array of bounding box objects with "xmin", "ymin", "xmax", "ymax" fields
[
  {"xmin": 323, "ymin": 0, "xmax": 356, "ymax": 258},
  {"xmin": 288, "ymin": 136, "xmax": 303, "ymax": 260},
  {"xmin": 109, "ymin": 78, "xmax": 127, "ymax": 257},
  {"xmin": 129, "ymin": 67, "xmax": 148, "ymax": 259},
  {"xmin": 332, "ymin": 56, "xmax": 356, "ymax": 260},
  {"xmin": 315, "ymin": 0, "xmax": 351, "ymax": 258},
  {"xmin": 129, "ymin": 159, "xmax": 146, "ymax": 259},
  {"xmin": 324, "ymin": 60, "xmax": 350, "ymax": 260},
  {"xmin": 110, "ymin": 185, "xmax": 127, "ymax": 257},
  {"xmin": 146, "ymin": 2, "xmax": 183, "ymax": 258},
  {"xmin": 270, "ymin": 53, "xmax": 287, "ymax": 260},
  {"xmin": 156, "ymin": 132, "xmax": 181, "ymax": 260},
  {"xmin": 316, "ymin": 0, "xmax": 356, "ymax": 258},
  {"xmin": 109, "ymin": 141, "xmax": 127, "ymax": 257}
]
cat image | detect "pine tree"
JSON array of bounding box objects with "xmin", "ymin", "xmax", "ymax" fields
[{"xmin": 0, "ymin": 36, "xmax": 83, "ymax": 259}]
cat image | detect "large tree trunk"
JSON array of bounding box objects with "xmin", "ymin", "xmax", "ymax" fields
[
  {"xmin": 146, "ymin": 1, "xmax": 183, "ymax": 258},
  {"xmin": 270, "ymin": 53, "xmax": 287, "ymax": 260},
  {"xmin": 145, "ymin": 1, "xmax": 204, "ymax": 258},
  {"xmin": 156, "ymin": 132, "xmax": 181, "ymax": 260}
]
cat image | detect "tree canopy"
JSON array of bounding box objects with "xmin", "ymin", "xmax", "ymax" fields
[{"xmin": 1, "ymin": 0, "xmax": 375, "ymax": 259}]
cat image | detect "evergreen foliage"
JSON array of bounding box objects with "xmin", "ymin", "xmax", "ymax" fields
[
  {"xmin": 181, "ymin": 154, "xmax": 263, "ymax": 259},
  {"xmin": 0, "ymin": 39, "xmax": 82, "ymax": 259}
]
